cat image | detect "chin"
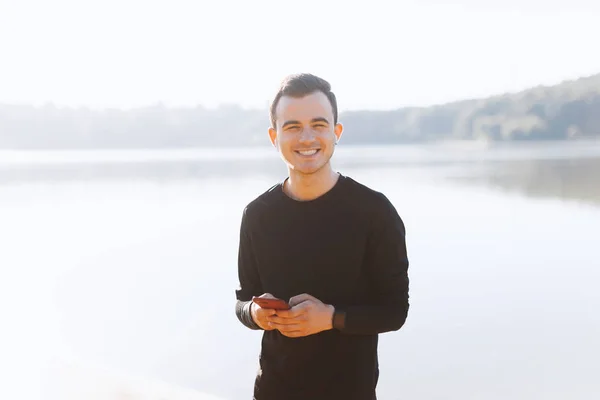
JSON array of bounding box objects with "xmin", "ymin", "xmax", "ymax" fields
[
  {"xmin": 291, "ymin": 162, "xmax": 327, "ymax": 175},
  {"xmin": 283, "ymin": 151, "xmax": 332, "ymax": 175}
]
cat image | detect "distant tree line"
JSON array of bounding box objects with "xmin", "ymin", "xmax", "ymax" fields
[{"xmin": 1, "ymin": 74, "xmax": 598, "ymax": 149}]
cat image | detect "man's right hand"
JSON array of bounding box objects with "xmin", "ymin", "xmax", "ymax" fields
[{"xmin": 251, "ymin": 293, "xmax": 278, "ymax": 330}]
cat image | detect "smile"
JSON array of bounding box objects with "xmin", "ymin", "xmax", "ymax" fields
[{"xmin": 296, "ymin": 149, "xmax": 320, "ymax": 156}]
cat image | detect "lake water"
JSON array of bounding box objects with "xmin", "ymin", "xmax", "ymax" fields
[{"xmin": 1, "ymin": 141, "xmax": 599, "ymax": 400}]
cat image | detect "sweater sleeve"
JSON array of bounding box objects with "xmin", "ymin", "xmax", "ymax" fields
[
  {"xmin": 234, "ymin": 207, "xmax": 264, "ymax": 330},
  {"xmin": 334, "ymin": 197, "xmax": 410, "ymax": 335}
]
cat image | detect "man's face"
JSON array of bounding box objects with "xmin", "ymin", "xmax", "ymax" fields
[{"xmin": 269, "ymin": 91, "xmax": 343, "ymax": 175}]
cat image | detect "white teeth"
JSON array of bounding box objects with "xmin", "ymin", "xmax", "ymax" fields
[{"xmin": 298, "ymin": 150, "xmax": 318, "ymax": 156}]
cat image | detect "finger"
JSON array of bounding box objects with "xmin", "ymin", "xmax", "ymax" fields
[
  {"xmin": 257, "ymin": 308, "xmax": 277, "ymax": 317},
  {"xmin": 289, "ymin": 293, "xmax": 316, "ymax": 307},
  {"xmin": 268, "ymin": 314, "xmax": 306, "ymax": 324},
  {"xmin": 281, "ymin": 330, "xmax": 307, "ymax": 338},
  {"xmin": 259, "ymin": 293, "xmax": 275, "ymax": 299},
  {"xmin": 275, "ymin": 305, "xmax": 308, "ymax": 319},
  {"xmin": 269, "ymin": 322, "xmax": 302, "ymax": 332}
]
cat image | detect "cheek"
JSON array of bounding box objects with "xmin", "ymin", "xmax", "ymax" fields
[
  {"xmin": 318, "ymin": 133, "xmax": 336, "ymax": 147},
  {"xmin": 280, "ymin": 137, "xmax": 296, "ymax": 150}
]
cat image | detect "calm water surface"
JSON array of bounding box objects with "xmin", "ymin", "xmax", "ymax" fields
[{"xmin": 1, "ymin": 142, "xmax": 598, "ymax": 400}]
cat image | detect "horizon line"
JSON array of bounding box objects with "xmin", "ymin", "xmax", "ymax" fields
[{"xmin": 1, "ymin": 72, "xmax": 598, "ymax": 113}]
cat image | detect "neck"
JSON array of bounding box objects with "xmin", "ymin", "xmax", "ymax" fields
[{"xmin": 284, "ymin": 163, "xmax": 340, "ymax": 201}]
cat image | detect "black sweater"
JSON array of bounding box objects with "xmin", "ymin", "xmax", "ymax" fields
[{"xmin": 234, "ymin": 174, "xmax": 410, "ymax": 400}]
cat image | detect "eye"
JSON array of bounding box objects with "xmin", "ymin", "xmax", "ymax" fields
[{"xmin": 286, "ymin": 126, "xmax": 301, "ymax": 132}]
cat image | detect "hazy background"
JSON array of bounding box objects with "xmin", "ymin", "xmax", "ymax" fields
[{"xmin": 1, "ymin": 1, "xmax": 599, "ymax": 399}]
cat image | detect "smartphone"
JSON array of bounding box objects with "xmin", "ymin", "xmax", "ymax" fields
[{"xmin": 252, "ymin": 296, "xmax": 291, "ymax": 310}]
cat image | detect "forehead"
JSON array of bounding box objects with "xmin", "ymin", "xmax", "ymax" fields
[{"xmin": 275, "ymin": 91, "xmax": 334, "ymax": 125}]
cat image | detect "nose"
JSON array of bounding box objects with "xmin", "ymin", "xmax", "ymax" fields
[{"xmin": 298, "ymin": 127, "xmax": 316, "ymax": 144}]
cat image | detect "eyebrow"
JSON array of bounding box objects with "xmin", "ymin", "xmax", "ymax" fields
[
  {"xmin": 311, "ymin": 117, "xmax": 330, "ymax": 125},
  {"xmin": 281, "ymin": 117, "xmax": 330, "ymax": 129},
  {"xmin": 281, "ymin": 120, "xmax": 301, "ymax": 129}
]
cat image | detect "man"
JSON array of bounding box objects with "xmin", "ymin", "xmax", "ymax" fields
[{"xmin": 234, "ymin": 73, "xmax": 410, "ymax": 400}]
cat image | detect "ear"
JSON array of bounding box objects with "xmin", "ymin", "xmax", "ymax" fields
[
  {"xmin": 268, "ymin": 127, "xmax": 277, "ymax": 148},
  {"xmin": 334, "ymin": 122, "xmax": 343, "ymax": 143}
]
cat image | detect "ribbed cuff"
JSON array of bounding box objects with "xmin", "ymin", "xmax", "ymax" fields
[{"xmin": 235, "ymin": 300, "xmax": 262, "ymax": 330}]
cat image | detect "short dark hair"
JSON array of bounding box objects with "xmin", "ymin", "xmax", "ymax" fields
[{"xmin": 269, "ymin": 73, "xmax": 338, "ymax": 129}]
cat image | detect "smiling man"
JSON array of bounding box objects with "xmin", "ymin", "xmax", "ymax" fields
[{"xmin": 234, "ymin": 73, "xmax": 410, "ymax": 400}]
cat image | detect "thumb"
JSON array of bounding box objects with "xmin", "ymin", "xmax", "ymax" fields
[{"xmin": 289, "ymin": 293, "xmax": 316, "ymax": 307}]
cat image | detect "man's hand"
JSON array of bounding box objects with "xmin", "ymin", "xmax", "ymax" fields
[
  {"xmin": 251, "ymin": 293, "xmax": 278, "ymax": 330},
  {"xmin": 266, "ymin": 293, "xmax": 334, "ymax": 338}
]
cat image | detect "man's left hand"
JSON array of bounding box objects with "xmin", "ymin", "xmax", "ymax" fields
[{"xmin": 266, "ymin": 293, "xmax": 334, "ymax": 338}]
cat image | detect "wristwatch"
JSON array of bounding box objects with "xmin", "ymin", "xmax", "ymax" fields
[{"xmin": 332, "ymin": 308, "xmax": 346, "ymax": 330}]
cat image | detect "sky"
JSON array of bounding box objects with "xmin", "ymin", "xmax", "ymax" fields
[{"xmin": 1, "ymin": 0, "xmax": 600, "ymax": 112}]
